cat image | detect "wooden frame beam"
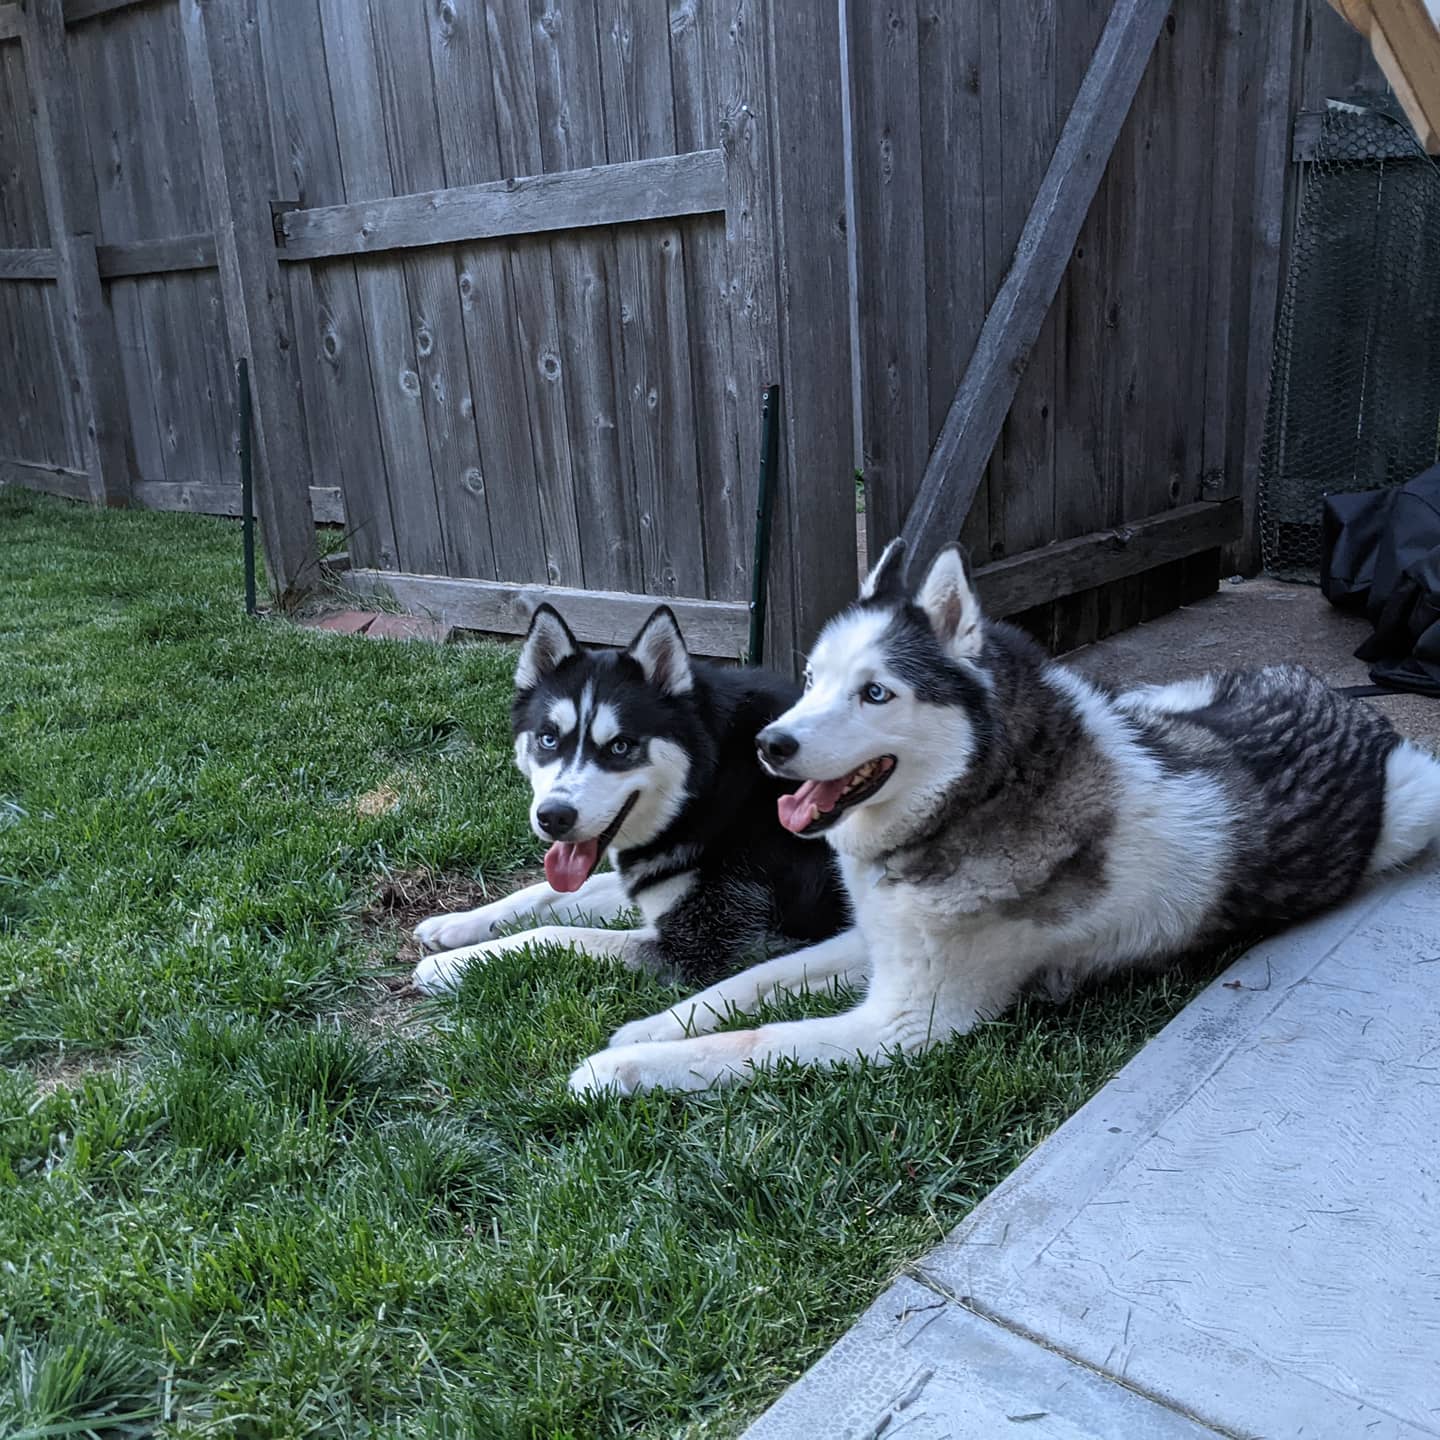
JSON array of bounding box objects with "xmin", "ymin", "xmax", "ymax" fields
[
  {"xmin": 899, "ymin": 0, "xmax": 1173, "ymax": 572},
  {"xmin": 1330, "ymin": 0, "xmax": 1440, "ymax": 150},
  {"xmin": 21, "ymin": 0, "xmax": 132, "ymax": 506},
  {"xmin": 0, "ymin": 248, "xmax": 59, "ymax": 280},
  {"xmin": 64, "ymin": 0, "xmax": 157, "ymax": 21},
  {"xmin": 132, "ymin": 479, "xmax": 345, "ymax": 524},
  {"xmin": 0, "ymin": 5, "xmax": 22, "ymax": 43},
  {"xmin": 97, "ymin": 233, "xmax": 217, "ymax": 278},
  {"xmin": 182, "ymin": 0, "xmax": 317, "ymax": 603},
  {"xmin": 0, "ymin": 457, "xmax": 93, "ymax": 500},
  {"xmin": 278, "ymin": 150, "xmax": 726, "ymax": 262},
  {"xmin": 973, "ymin": 501, "xmax": 1240, "ymax": 618},
  {"xmin": 339, "ymin": 571, "xmax": 750, "ymax": 659}
]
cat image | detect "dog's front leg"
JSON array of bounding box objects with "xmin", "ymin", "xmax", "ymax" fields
[
  {"xmin": 571, "ymin": 995, "xmax": 934, "ymax": 1096},
  {"xmin": 607, "ymin": 928, "xmax": 870, "ymax": 1047},
  {"xmin": 413, "ymin": 923, "xmax": 653, "ymax": 995},
  {"xmin": 413, "ymin": 870, "xmax": 630, "ymax": 953}
]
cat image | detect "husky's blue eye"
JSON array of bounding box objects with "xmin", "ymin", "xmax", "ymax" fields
[
  {"xmin": 537, "ymin": 730, "xmax": 559, "ymax": 750},
  {"xmin": 609, "ymin": 738, "xmax": 630, "ymax": 757},
  {"xmin": 862, "ymin": 682, "xmax": 893, "ymax": 705}
]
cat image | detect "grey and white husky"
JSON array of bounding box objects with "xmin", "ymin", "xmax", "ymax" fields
[
  {"xmin": 568, "ymin": 540, "xmax": 1440, "ymax": 1095},
  {"xmin": 411, "ymin": 604, "xmax": 849, "ymax": 994}
]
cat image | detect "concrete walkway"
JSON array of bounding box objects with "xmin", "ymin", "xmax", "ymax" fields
[{"xmin": 745, "ymin": 856, "xmax": 1440, "ymax": 1439}]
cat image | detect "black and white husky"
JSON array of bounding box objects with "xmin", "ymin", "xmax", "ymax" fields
[
  {"xmin": 567, "ymin": 540, "xmax": 1440, "ymax": 1095},
  {"xmin": 411, "ymin": 605, "xmax": 849, "ymax": 994}
]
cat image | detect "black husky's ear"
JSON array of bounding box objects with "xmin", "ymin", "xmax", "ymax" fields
[
  {"xmin": 515, "ymin": 604, "xmax": 578, "ymax": 691},
  {"xmin": 625, "ymin": 606, "xmax": 694, "ymax": 696},
  {"xmin": 859, "ymin": 537, "xmax": 909, "ymax": 602},
  {"xmin": 917, "ymin": 544, "xmax": 983, "ymax": 659}
]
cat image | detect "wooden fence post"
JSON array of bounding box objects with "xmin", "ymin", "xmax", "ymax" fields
[
  {"xmin": 181, "ymin": 0, "xmax": 317, "ymax": 603},
  {"xmin": 21, "ymin": 0, "xmax": 131, "ymax": 507}
]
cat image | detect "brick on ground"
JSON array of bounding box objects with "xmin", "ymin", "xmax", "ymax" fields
[
  {"xmin": 302, "ymin": 610, "xmax": 379, "ymax": 635},
  {"xmin": 365, "ymin": 613, "xmax": 453, "ymax": 644}
]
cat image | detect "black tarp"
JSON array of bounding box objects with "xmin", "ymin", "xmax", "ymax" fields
[{"xmin": 1322, "ymin": 465, "xmax": 1440, "ymax": 697}]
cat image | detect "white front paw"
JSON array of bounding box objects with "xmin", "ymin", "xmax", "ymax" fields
[
  {"xmin": 568, "ymin": 1047, "xmax": 643, "ymax": 1098},
  {"xmin": 413, "ymin": 906, "xmax": 503, "ymax": 952},
  {"xmin": 411, "ymin": 942, "xmax": 495, "ymax": 995},
  {"xmin": 568, "ymin": 1039, "xmax": 743, "ymax": 1098},
  {"xmin": 608, "ymin": 1012, "xmax": 691, "ymax": 1049}
]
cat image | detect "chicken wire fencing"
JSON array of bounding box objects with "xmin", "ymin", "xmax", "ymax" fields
[{"xmin": 1259, "ymin": 97, "xmax": 1440, "ymax": 582}]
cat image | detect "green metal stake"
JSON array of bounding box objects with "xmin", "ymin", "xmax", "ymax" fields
[
  {"xmin": 237, "ymin": 357, "xmax": 257, "ymax": 617},
  {"xmin": 747, "ymin": 383, "xmax": 781, "ymax": 665}
]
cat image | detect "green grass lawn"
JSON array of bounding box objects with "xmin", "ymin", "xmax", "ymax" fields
[{"xmin": 0, "ymin": 491, "xmax": 1213, "ymax": 1439}]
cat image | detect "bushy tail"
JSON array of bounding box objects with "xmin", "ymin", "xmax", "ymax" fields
[{"xmin": 1369, "ymin": 741, "xmax": 1440, "ymax": 874}]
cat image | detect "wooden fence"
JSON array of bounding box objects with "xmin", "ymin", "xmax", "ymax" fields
[{"xmin": 0, "ymin": 0, "xmax": 1387, "ymax": 666}]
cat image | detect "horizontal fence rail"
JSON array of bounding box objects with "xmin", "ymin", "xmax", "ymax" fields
[{"xmin": 278, "ymin": 151, "xmax": 727, "ymax": 261}]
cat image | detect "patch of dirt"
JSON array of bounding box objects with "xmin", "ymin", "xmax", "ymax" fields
[
  {"xmin": 343, "ymin": 867, "xmax": 544, "ymax": 1032},
  {"xmin": 353, "ymin": 781, "xmax": 402, "ymax": 818},
  {"xmin": 32, "ymin": 1051, "xmax": 128, "ymax": 1098}
]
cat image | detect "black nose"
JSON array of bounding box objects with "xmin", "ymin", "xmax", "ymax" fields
[
  {"xmin": 758, "ymin": 729, "xmax": 799, "ymax": 764},
  {"xmin": 536, "ymin": 800, "xmax": 577, "ymax": 838}
]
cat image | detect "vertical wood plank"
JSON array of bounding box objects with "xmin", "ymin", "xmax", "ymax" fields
[
  {"xmin": 22, "ymin": 0, "xmax": 132, "ymax": 503},
  {"xmin": 1231, "ymin": 0, "xmax": 1307, "ymax": 571},
  {"xmin": 371, "ymin": 0, "xmax": 497, "ymax": 581},
  {"xmin": 134, "ymin": 7, "xmax": 227, "ymax": 486},
  {"xmin": 597, "ymin": 0, "xmax": 708, "ymax": 598},
  {"xmin": 1202, "ymin": 0, "xmax": 1245, "ymax": 503},
  {"xmin": 669, "ymin": 0, "xmax": 748, "ymax": 603},
  {"xmin": 481, "ymin": 0, "xmax": 586, "ymax": 588},
  {"xmin": 316, "ymin": 0, "xmax": 446, "ymax": 575},
  {"xmin": 261, "ymin": 0, "xmax": 395, "ymax": 569},
  {"xmin": 1049, "ymin": 0, "xmax": 1112, "ymax": 652},
  {"xmin": 849, "ymin": 0, "xmax": 928, "ymax": 564},
  {"xmin": 181, "ymin": 0, "xmax": 318, "ymax": 597},
  {"xmin": 429, "ymin": 0, "xmax": 549, "ymax": 585},
  {"xmin": 527, "ymin": 0, "xmax": 626, "ymax": 591},
  {"xmin": 916, "ymin": 0, "xmax": 1000, "ymax": 570},
  {"xmin": 764, "ymin": 0, "xmax": 856, "ymax": 658},
  {"xmin": 709, "ymin": 0, "xmax": 790, "ymax": 659},
  {"xmin": 992, "ymin": 0, "xmax": 1057, "ymax": 569},
  {"xmin": 0, "ymin": 41, "xmax": 72, "ymax": 467},
  {"xmin": 67, "ymin": 15, "xmax": 169, "ymax": 483}
]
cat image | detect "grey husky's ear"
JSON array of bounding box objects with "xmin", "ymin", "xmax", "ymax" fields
[
  {"xmin": 516, "ymin": 604, "xmax": 578, "ymax": 691},
  {"xmin": 917, "ymin": 545, "xmax": 983, "ymax": 659},
  {"xmin": 626, "ymin": 606, "xmax": 694, "ymax": 696},
  {"xmin": 860, "ymin": 537, "xmax": 909, "ymax": 602}
]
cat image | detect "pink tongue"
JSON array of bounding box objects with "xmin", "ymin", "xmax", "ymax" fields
[
  {"xmin": 777, "ymin": 778, "xmax": 849, "ymax": 834},
  {"xmin": 544, "ymin": 838, "xmax": 600, "ymax": 892}
]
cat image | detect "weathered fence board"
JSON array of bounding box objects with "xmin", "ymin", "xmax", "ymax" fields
[
  {"xmin": 526, "ymin": 0, "xmax": 618, "ymax": 593},
  {"xmin": 260, "ymin": 0, "xmax": 395, "ymax": 571},
  {"xmin": 448, "ymin": 0, "xmax": 558, "ymax": 589},
  {"xmin": 0, "ymin": 457, "xmax": 92, "ymax": 498},
  {"xmin": 975, "ymin": 501, "xmax": 1241, "ymax": 618},
  {"xmin": 96, "ymin": 235, "xmax": 217, "ymax": 278},
  {"xmin": 341, "ymin": 569, "xmax": 749, "ymax": 658},
  {"xmin": 278, "ymin": 152, "xmax": 726, "ymax": 262},
  {"xmin": 318, "ymin": 0, "xmax": 447, "ymax": 577},
  {"xmin": 182, "ymin": 0, "xmax": 317, "ymax": 598},
  {"xmin": 671, "ymin": 0, "xmax": 747, "ymax": 604},
  {"xmin": 598, "ymin": 0, "xmax": 709, "ymax": 600},
  {"xmin": 133, "ymin": 479, "xmax": 344, "ymax": 523},
  {"xmin": 0, "ymin": 250, "xmax": 58, "ymax": 279},
  {"xmin": 23, "ymin": 0, "xmax": 131, "ymax": 504}
]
